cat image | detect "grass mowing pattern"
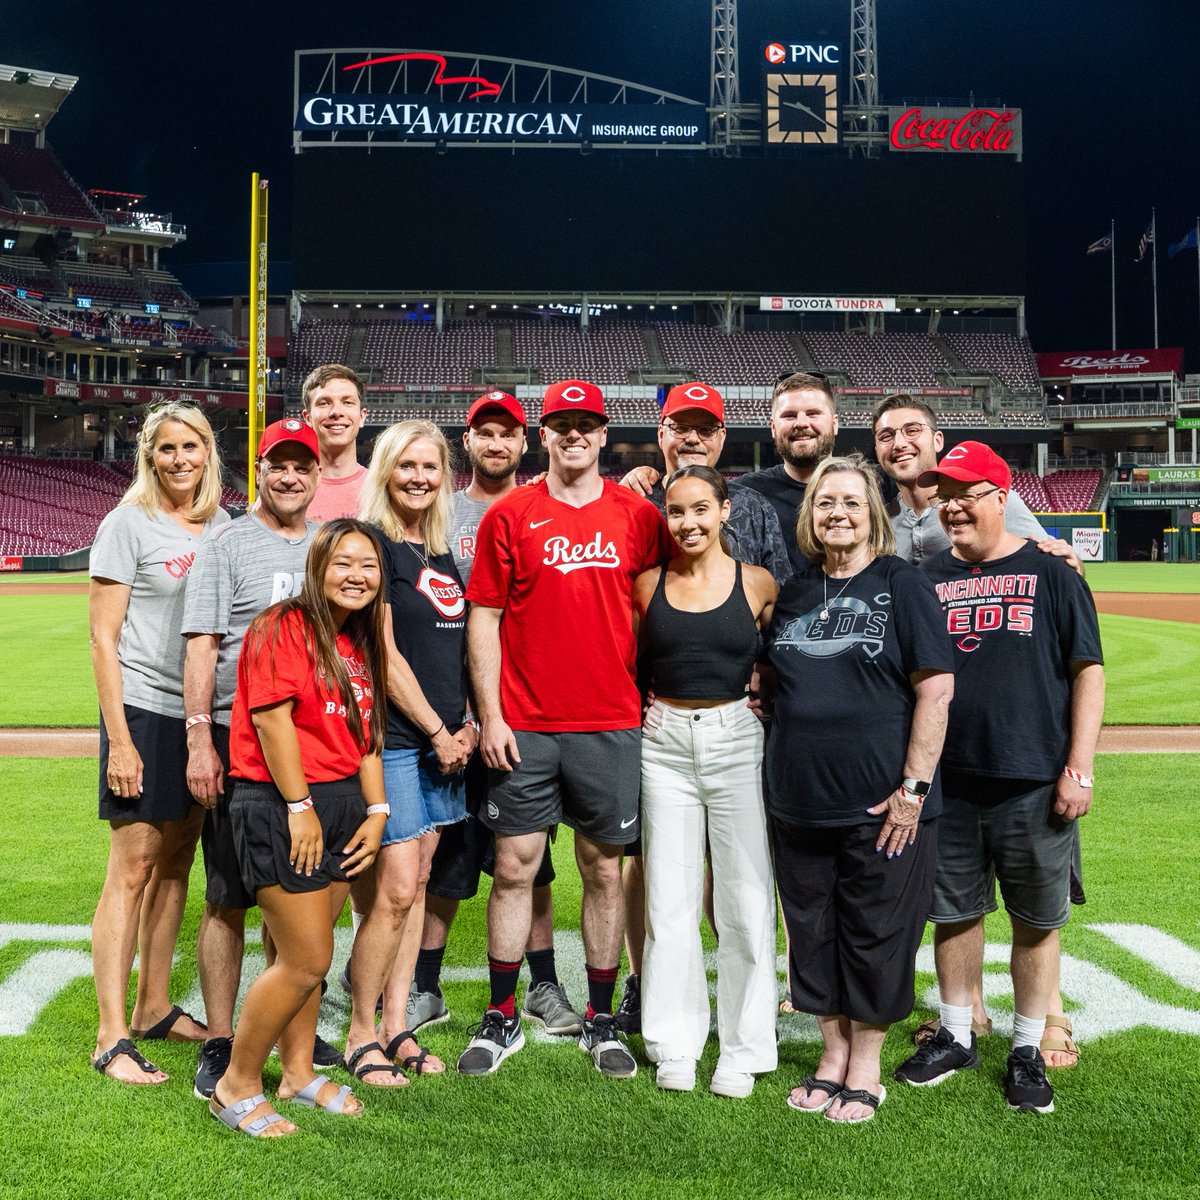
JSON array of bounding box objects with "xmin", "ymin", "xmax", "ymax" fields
[
  {"xmin": 0, "ymin": 755, "xmax": 1196, "ymax": 1200},
  {"xmin": 1098, "ymin": 614, "xmax": 1200, "ymax": 724},
  {"xmin": 1083, "ymin": 562, "xmax": 1200, "ymax": 594}
]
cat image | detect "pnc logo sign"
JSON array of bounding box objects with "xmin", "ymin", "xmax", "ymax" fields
[
  {"xmin": 765, "ymin": 43, "xmax": 786, "ymax": 65},
  {"xmin": 765, "ymin": 42, "xmax": 840, "ymax": 66}
]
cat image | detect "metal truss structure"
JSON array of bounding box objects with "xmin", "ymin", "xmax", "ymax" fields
[{"xmin": 844, "ymin": 0, "xmax": 888, "ymax": 156}]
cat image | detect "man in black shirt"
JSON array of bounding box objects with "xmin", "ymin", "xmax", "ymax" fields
[
  {"xmin": 894, "ymin": 442, "xmax": 1105, "ymax": 1115},
  {"xmin": 738, "ymin": 372, "xmax": 838, "ymax": 576}
]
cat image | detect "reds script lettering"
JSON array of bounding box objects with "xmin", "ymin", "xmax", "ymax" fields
[{"xmin": 543, "ymin": 533, "xmax": 622, "ymax": 575}]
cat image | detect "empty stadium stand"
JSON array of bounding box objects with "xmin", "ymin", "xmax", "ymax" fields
[
  {"xmin": 655, "ymin": 324, "xmax": 797, "ymax": 386},
  {"xmin": 0, "ymin": 143, "xmax": 103, "ymax": 226},
  {"xmin": 943, "ymin": 332, "xmax": 1040, "ymax": 392},
  {"xmin": 511, "ymin": 319, "xmax": 648, "ymax": 384},
  {"xmin": 803, "ymin": 331, "xmax": 948, "ymax": 389},
  {"xmin": 358, "ymin": 319, "xmax": 496, "ymax": 386}
]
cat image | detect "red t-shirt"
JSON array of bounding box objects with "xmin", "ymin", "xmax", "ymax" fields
[
  {"xmin": 466, "ymin": 480, "xmax": 672, "ymax": 731},
  {"xmin": 306, "ymin": 464, "xmax": 367, "ymax": 523},
  {"xmin": 230, "ymin": 607, "xmax": 374, "ymax": 783}
]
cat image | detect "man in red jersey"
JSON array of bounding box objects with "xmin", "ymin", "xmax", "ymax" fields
[{"xmin": 458, "ymin": 379, "xmax": 672, "ymax": 1079}]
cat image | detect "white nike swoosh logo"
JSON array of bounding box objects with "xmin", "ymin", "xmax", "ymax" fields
[
  {"xmin": 531, "ymin": 519, "xmax": 553, "ymax": 528},
  {"xmin": 620, "ymin": 816, "xmax": 637, "ymax": 829}
]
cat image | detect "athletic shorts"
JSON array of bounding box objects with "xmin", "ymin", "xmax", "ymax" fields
[
  {"xmin": 199, "ymin": 724, "xmax": 255, "ymax": 910},
  {"xmin": 427, "ymin": 755, "xmax": 555, "ymax": 899},
  {"xmin": 930, "ymin": 772, "xmax": 1074, "ymax": 931},
  {"xmin": 228, "ymin": 775, "xmax": 365, "ymax": 896},
  {"xmin": 481, "ymin": 728, "xmax": 641, "ymax": 845},
  {"xmin": 99, "ymin": 704, "xmax": 198, "ymax": 824},
  {"xmin": 381, "ymin": 745, "xmax": 467, "ymax": 845},
  {"xmin": 772, "ymin": 814, "xmax": 938, "ymax": 1025}
]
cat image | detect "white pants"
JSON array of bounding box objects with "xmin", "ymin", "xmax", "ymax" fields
[{"xmin": 640, "ymin": 699, "xmax": 778, "ymax": 1073}]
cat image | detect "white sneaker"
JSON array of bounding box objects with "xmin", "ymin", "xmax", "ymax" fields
[
  {"xmin": 655, "ymin": 1058, "xmax": 697, "ymax": 1092},
  {"xmin": 710, "ymin": 1065, "xmax": 755, "ymax": 1098}
]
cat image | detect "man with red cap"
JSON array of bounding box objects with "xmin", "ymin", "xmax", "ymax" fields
[
  {"xmin": 182, "ymin": 417, "xmax": 327, "ymax": 1100},
  {"xmin": 459, "ymin": 379, "xmax": 673, "ymax": 1078},
  {"xmin": 408, "ymin": 391, "xmax": 582, "ymax": 1039},
  {"xmin": 894, "ymin": 442, "xmax": 1105, "ymax": 1116}
]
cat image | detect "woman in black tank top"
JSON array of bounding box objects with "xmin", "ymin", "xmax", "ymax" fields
[{"xmin": 631, "ymin": 465, "xmax": 779, "ymax": 1099}]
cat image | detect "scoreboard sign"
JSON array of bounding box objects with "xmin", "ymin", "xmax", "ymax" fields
[
  {"xmin": 762, "ymin": 41, "xmax": 841, "ymax": 146},
  {"xmin": 888, "ymin": 106, "xmax": 1023, "ymax": 155}
]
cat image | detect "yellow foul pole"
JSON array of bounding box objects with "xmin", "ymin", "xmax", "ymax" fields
[{"xmin": 247, "ymin": 173, "xmax": 269, "ymax": 501}]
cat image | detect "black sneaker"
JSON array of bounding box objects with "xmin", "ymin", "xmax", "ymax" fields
[
  {"xmin": 614, "ymin": 973, "xmax": 641, "ymax": 1035},
  {"xmin": 457, "ymin": 1009, "xmax": 525, "ymax": 1076},
  {"xmin": 313, "ymin": 1034, "xmax": 343, "ymax": 1070},
  {"xmin": 580, "ymin": 1013, "xmax": 637, "ymax": 1078},
  {"xmin": 193, "ymin": 1035, "xmax": 232, "ymax": 1101},
  {"xmin": 1006, "ymin": 1044, "xmax": 1055, "ymax": 1113},
  {"xmin": 894, "ymin": 1025, "xmax": 980, "ymax": 1086}
]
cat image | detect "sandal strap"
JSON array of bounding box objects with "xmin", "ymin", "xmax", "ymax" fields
[
  {"xmin": 384, "ymin": 1031, "xmax": 419, "ymax": 1061},
  {"xmin": 837, "ymin": 1087, "xmax": 882, "ymax": 1109},
  {"xmin": 346, "ymin": 1042, "xmax": 404, "ymax": 1080},
  {"xmin": 801, "ymin": 1075, "xmax": 843, "ymax": 1100},
  {"xmin": 93, "ymin": 1038, "xmax": 159, "ymax": 1076},
  {"xmin": 292, "ymin": 1074, "xmax": 332, "ymax": 1105},
  {"xmin": 211, "ymin": 1091, "xmax": 288, "ymax": 1136}
]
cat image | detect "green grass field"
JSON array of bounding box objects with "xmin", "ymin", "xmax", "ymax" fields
[
  {"xmin": 3, "ymin": 583, "xmax": 1196, "ymax": 726},
  {"xmin": 0, "ymin": 753, "xmax": 1197, "ymax": 1200},
  {"xmin": 1082, "ymin": 562, "xmax": 1200, "ymax": 594}
]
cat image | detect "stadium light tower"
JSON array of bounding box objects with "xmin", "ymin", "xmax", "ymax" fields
[
  {"xmin": 710, "ymin": 0, "xmax": 740, "ymax": 153},
  {"xmin": 847, "ymin": 0, "xmax": 883, "ymax": 157}
]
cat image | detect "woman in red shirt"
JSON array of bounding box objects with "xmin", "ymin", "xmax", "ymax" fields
[{"xmin": 209, "ymin": 519, "xmax": 390, "ymax": 1138}]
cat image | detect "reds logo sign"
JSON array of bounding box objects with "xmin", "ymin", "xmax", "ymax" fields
[
  {"xmin": 416, "ymin": 567, "xmax": 465, "ymax": 618},
  {"xmin": 560, "ymin": 385, "xmax": 588, "ymax": 403},
  {"xmin": 343, "ymin": 52, "xmax": 501, "ymax": 99}
]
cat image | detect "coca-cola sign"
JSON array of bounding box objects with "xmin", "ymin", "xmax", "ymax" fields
[
  {"xmin": 1036, "ymin": 349, "xmax": 1184, "ymax": 378},
  {"xmin": 888, "ymin": 106, "xmax": 1022, "ymax": 156}
]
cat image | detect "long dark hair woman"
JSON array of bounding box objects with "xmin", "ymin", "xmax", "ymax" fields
[{"xmin": 209, "ymin": 519, "xmax": 390, "ymax": 1137}]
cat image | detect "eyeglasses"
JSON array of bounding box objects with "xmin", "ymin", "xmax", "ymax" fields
[
  {"xmin": 775, "ymin": 369, "xmax": 828, "ymax": 384},
  {"xmin": 874, "ymin": 421, "xmax": 933, "ymax": 445},
  {"xmin": 937, "ymin": 485, "xmax": 1000, "ymax": 509},
  {"xmin": 662, "ymin": 419, "xmax": 723, "ymax": 440},
  {"xmin": 813, "ymin": 497, "xmax": 866, "ymax": 514}
]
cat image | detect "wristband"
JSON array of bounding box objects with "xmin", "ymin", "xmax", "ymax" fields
[
  {"xmin": 427, "ymin": 721, "xmax": 446, "ymax": 740},
  {"xmin": 900, "ymin": 788, "xmax": 925, "ymax": 807},
  {"xmin": 463, "ymin": 714, "xmax": 480, "ymax": 732},
  {"xmin": 1061, "ymin": 767, "xmax": 1094, "ymax": 789},
  {"xmin": 366, "ymin": 803, "xmax": 390, "ymax": 817},
  {"xmin": 286, "ymin": 796, "xmax": 314, "ymax": 814},
  {"xmin": 185, "ymin": 714, "xmax": 213, "ymax": 729}
]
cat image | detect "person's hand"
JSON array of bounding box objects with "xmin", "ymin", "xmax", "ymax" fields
[
  {"xmin": 431, "ymin": 725, "xmax": 470, "ymax": 774},
  {"xmin": 454, "ymin": 724, "xmax": 480, "ymax": 760},
  {"xmin": 748, "ymin": 663, "xmax": 775, "ymax": 722},
  {"xmin": 642, "ymin": 687, "xmax": 657, "ymax": 715},
  {"xmin": 288, "ymin": 807, "xmax": 323, "ymax": 876},
  {"xmin": 867, "ymin": 789, "xmax": 922, "ymax": 858},
  {"xmin": 342, "ymin": 813, "xmax": 386, "ymax": 877},
  {"xmin": 523, "ymin": 471, "xmax": 548, "ymax": 487},
  {"xmin": 1034, "ymin": 536, "xmax": 1083, "ymax": 577},
  {"xmin": 481, "ymin": 716, "xmax": 521, "ymax": 771},
  {"xmin": 106, "ymin": 738, "xmax": 144, "ymax": 799},
  {"xmin": 1053, "ymin": 773, "xmax": 1093, "ymax": 820},
  {"xmin": 185, "ymin": 735, "xmax": 224, "ymax": 809},
  {"xmin": 619, "ymin": 465, "xmax": 662, "ymax": 497}
]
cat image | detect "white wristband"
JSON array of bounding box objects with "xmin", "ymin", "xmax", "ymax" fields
[
  {"xmin": 286, "ymin": 796, "xmax": 314, "ymax": 814},
  {"xmin": 185, "ymin": 713, "xmax": 213, "ymax": 729},
  {"xmin": 366, "ymin": 803, "xmax": 390, "ymax": 817},
  {"xmin": 1061, "ymin": 767, "xmax": 1094, "ymax": 789}
]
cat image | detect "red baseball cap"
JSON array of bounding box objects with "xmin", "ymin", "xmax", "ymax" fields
[
  {"xmin": 917, "ymin": 440, "xmax": 1012, "ymax": 491},
  {"xmin": 540, "ymin": 379, "xmax": 607, "ymax": 424},
  {"xmin": 257, "ymin": 417, "xmax": 319, "ymax": 460},
  {"xmin": 662, "ymin": 382, "xmax": 725, "ymax": 424},
  {"xmin": 466, "ymin": 389, "xmax": 527, "ymax": 429}
]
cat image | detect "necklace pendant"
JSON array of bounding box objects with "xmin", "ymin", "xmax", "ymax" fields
[{"xmin": 820, "ymin": 608, "xmax": 829, "ymax": 620}]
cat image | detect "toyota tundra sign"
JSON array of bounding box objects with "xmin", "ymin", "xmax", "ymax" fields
[{"xmin": 888, "ymin": 106, "xmax": 1022, "ymax": 156}]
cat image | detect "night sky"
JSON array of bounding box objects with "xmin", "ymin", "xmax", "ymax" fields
[{"xmin": 6, "ymin": 1, "xmax": 1200, "ymax": 362}]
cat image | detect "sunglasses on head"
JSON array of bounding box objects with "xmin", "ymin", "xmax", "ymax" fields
[{"xmin": 774, "ymin": 370, "xmax": 829, "ymax": 384}]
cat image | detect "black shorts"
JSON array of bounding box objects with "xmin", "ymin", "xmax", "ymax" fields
[
  {"xmin": 199, "ymin": 725, "xmax": 255, "ymax": 911},
  {"xmin": 228, "ymin": 775, "xmax": 365, "ymax": 897},
  {"xmin": 482, "ymin": 728, "xmax": 641, "ymax": 845},
  {"xmin": 772, "ymin": 814, "xmax": 938, "ymax": 1026},
  {"xmin": 99, "ymin": 704, "xmax": 199, "ymax": 824},
  {"xmin": 428, "ymin": 756, "xmax": 556, "ymax": 899}
]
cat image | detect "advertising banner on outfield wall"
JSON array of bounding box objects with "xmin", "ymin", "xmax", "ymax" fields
[
  {"xmin": 1, "ymin": 556, "xmax": 22, "ymax": 572},
  {"xmin": 888, "ymin": 106, "xmax": 1022, "ymax": 155},
  {"xmin": 43, "ymin": 378, "xmax": 249, "ymax": 409},
  {"xmin": 1132, "ymin": 467, "xmax": 1200, "ymax": 483},
  {"xmin": 1071, "ymin": 528, "xmax": 1104, "ymax": 562},
  {"xmin": 1036, "ymin": 349, "xmax": 1185, "ymax": 377},
  {"xmin": 760, "ymin": 296, "xmax": 897, "ymax": 312}
]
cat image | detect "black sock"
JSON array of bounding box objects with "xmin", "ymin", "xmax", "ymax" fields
[
  {"xmin": 488, "ymin": 956, "xmax": 522, "ymax": 1017},
  {"xmin": 585, "ymin": 963, "xmax": 619, "ymax": 1017},
  {"xmin": 414, "ymin": 945, "xmax": 445, "ymax": 995},
  {"xmin": 525, "ymin": 945, "xmax": 557, "ymax": 987}
]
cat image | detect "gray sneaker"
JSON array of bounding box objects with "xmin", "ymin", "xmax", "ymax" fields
[
  {"xmin": 521, "ymin": 981, "xmax": 584, "ymax": 1036},
  {"xmin": 580, "ymin": 1013, "xmax": 637, "ymax": 1079},
  {"xmin": 407, "ymin": 986, "xmax": 451, "ymax": 1032}
]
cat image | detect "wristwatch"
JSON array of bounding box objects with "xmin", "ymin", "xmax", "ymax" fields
[{"xmin": 901, "ymin": 777, "xmax": 931, "ymax": 806}]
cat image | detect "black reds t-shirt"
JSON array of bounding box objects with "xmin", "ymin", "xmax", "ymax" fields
[
  {"xmin": 921, "ymin": 541, "xmax": 1103, "ymax": 781},
  {"xmin": 381, "ymin": 536, "xmax": 468, "ymax": 750},
  {"xmin": 766, "ymin": 555, "xmax": 953, "ymax": 827}
]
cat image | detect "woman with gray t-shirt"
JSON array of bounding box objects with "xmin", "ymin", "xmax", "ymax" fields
[{"xmin": 88, "ymin": 402, "xmax": 229, "ymax": 1084}]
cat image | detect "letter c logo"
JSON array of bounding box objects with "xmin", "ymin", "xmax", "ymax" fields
[
  {"xmin": 683, "ymin": 385, "xmax": 710, "ymax": 401},
  {"xmin": 561, "ymin": 386, "xmax": 587, "ymax": 402}
]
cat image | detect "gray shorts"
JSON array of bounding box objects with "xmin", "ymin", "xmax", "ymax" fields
[
  {"xmin": 481, "ymin": 728, "xmax": 641, "ymax": 845},
  {"xmin": 930, "ymin": 772, "xmax": 1075, "ymax": 931}
]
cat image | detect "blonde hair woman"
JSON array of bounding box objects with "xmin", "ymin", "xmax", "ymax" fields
[
  {"xmin": 89, "ymin": 402, "xmax": 229, "ymax": 1083},
  {"xmin": 342, "ymin": 420, "xmax": 477, "ymax": 1086}
]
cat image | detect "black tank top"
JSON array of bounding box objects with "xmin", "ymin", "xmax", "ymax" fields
[{"xmin": 643, "ymin": 560, "xmax": 759, "ymax": 701}]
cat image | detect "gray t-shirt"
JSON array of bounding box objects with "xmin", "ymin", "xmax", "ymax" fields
[
  {"xmin": 181, "ymin": 513, "xmax": 316, "ymax": 725},
  {"xmin": 448, "ymin": 490, "xmax": 493, "ymax": 587},
  {"xmin": 89, "ymin": 503, "xmax": 230, "ymax": 718},
  {"xmin": 890, "ymin": 489, "xmax": 1047, "ymax": 565}
]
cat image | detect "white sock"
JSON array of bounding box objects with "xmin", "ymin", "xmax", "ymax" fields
[
  {"xmin": 1012, "ymin": 1012, "xmax": 1046, "ymax": 1051},
  {"xmin": 351, "ymin": 907, "xmax": 365, "ymax": 938},
  {"xmin": 939, "ymin": 1002, "xmax": 974, "ymax": 1048}
]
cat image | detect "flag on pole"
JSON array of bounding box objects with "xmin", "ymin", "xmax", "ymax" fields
[
  {"xmin": 1087, "ymin": 234, "xmax": 1112, "ymax": 254},
  {"xmin": 1136, "ymin": 217, "xmax": 1155, "ymax": 262},
  {"xmin": 1167, "ymin": 226, "xmax": 1199, "ymax": 259}
]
